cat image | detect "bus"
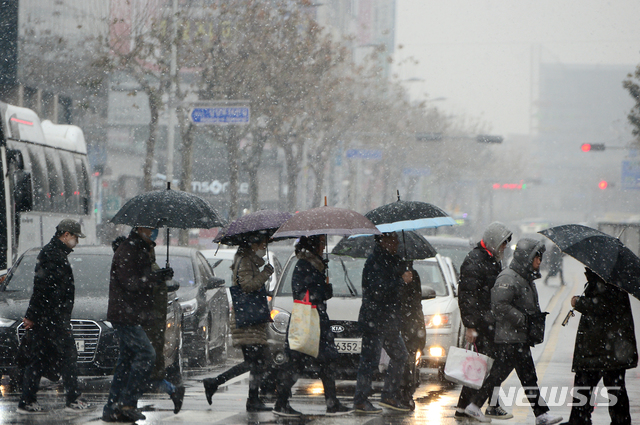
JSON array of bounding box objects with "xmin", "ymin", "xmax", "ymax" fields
[{"xmin": 0, "ymin": 101, "xmax": 96, "ymax": 271}]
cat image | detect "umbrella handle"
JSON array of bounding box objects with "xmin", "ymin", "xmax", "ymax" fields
[{"xmin": 166, "ymin": 227, "xmax": 170, "ymax": 268}]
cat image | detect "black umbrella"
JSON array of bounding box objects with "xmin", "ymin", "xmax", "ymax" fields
[
  {"xmin": 111, "ymin": 183, "xmax": 226, "ymax": 265},
  {"xmin": 214, "ymin": 210, "xmax": 293, "ymax": 246},
  {"xmin": 539, "ymin": 224, "xmax": 640, "ymax": 300},
  {"xmin": 331, "ymin": 230, "xmax": 437, "ymax": 260},
  {"xmin": 364, "ymin": 193, "xmax": 456, "ymax": 233}
]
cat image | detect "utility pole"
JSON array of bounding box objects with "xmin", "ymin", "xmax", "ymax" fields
[{"xmin": 166, "ymin": 0, "xmax": 178, "ymax": 185}]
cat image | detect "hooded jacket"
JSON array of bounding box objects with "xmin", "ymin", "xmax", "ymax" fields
[
  {"xmin": 491, "ymin": 238, "xmax": 545, "ymax": 344},
  {"xmin": 572, "ymin": 275, "xmax": 638, "ymax": 371}
]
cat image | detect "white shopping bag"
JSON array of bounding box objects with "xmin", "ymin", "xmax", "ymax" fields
[
  {"xmin": 443, "ymin": 345, "xmax": 494, "ymax": 389},
  {"xmin": 287, "ymin": 290, "xmax": 320, "ymax": 358}
]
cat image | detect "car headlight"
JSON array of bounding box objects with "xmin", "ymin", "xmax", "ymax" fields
[
  {"xmin": 179, "ymin": 298, "xmax": 198, "ymax": 317},
  {"xmin": 425, "ymin": 313, "xmax": 451, "ymax": 328},
  {"xmin": 0, "ymin": 318, "xmax": 16, "ymax": 327},
  {"xmin": 270, "ymin": 310, "xmax": 290, "ymax": 334}
]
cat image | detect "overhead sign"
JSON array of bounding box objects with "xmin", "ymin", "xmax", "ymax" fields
[
  {"xmin": 622, "ymin": 160, "xmax": 640, "ymax": 190},
  {"xmin": 346, "ymin": 149, "xmax": 382, "ymax": 160},
  {"xmin": 189, "ymin": 106, "xmax": 250, "ymax": 125}
]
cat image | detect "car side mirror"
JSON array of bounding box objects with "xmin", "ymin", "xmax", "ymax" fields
[
  {"xmin": 205, "ymin": 276, "xmax": 225, "ymax": 291},
  {"xmin": 422, "ymin": 286, "xmax": 436, "ymax": 300}
]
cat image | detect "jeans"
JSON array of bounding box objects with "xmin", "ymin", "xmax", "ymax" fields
[
  {"xmin": 566, "ymin": 369, "xmax": 630, "ymax": 425},
  {"xmin": 354, "ymin": 326, "xmax": 408, "ymax": 405},
  {"xmin": 472, "ymin": 343, "xmax": 549, "ymax": 417},
  {"xmin": 105, "ymin": 324, "xmax": 155, "ymax": 409},
  {"xmin": 20, "ymin": 329, "xmax": 80, "ymax": 406}
]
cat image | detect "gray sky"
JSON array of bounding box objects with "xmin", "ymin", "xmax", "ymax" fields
[{"xmin": 394, "ymin": 0, "xmax": 640, "ymax": 136}]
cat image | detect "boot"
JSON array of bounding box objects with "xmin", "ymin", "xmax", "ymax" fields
[
  {"xmin": 203, "ymin": 378, "xmax": 219, "ymax": 405},
  {"xmin": 246, "ymin": 386, "xmax": 271, "ymax": 412}
]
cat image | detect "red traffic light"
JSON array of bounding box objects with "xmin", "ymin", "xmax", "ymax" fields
[
  {"xmin": 598, "ymin": 180, "xmax": 608, "ymax": 190},
  {"xmin": 581, "ymin": 143, "xmax": 605, "ymax": 152},
  {"xmin": 581, "ymin": 143, "xmax": 592, "ymax": 152}
]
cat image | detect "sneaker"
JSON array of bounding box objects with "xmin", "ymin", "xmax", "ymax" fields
[
  {"xmin": 464, "ymin": 403, "xmax": 491, "ymax": 423},
  {"xmin": 455, "ymin": 410, "xmax": 471, "ymax": 420},
  {"xmin": 485, "ymin": 405, "xmax": 513, "ymax": 420},
  {"xmin": 535, "ymin": 412, "xmax": 563, "ymax": 425},
  {"xmin": 379, "ymin": 398, "xmax": 412, "ymax": 412},
  {"xmin": 171, "ymin": 385, "xmax": 185, "ymax": 414},
  {"xmin": 326, "ymin": 402, "xmax": 354, "ymax": 416},
  {"xmin": 203, "ymin": 378, "xmax": 219, "ymax": 405},
  {"xmin": 272, "ymin": 404, "xmax": 302, "ymax": 417},
  {"xmin": 17, "ymin": 402, "xmax": 47, "ymax": 415},
  {"xmin": 354, "ymin": 400, "xmax": 383, "ymax": 414},
  {"xmin": 119, "ymin": 406, "xmax": 146, "ymax": 421},
  {"xmin": 65, "ymin": 398, "xmax": 92, "ymax": 412}
]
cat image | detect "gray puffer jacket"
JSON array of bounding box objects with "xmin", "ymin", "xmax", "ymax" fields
[{"xmin": 492, "ymin": 238, "xmax": 546, "ymax": 344}]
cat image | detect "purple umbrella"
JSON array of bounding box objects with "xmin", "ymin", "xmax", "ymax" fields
[
  {"xmin": 214, "ymin": 210, "xmax": 294, "ymax": 246},
  {"xmin": 272, "ymin": 206, "xmax": 380, "ymax": 239}
]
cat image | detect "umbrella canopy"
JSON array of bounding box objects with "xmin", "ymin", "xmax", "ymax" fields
[
  {"xmin": 272, "ymin": 206, "xmax": 381, "ymax": 238},
  {"xmin": 110, "ymin": 188, "xmax": 225, "ymax": 229},
  {"xmin": 214, "ymin": 210, "xmax": 293, "ymax": 245},
  {"xmin": 332, "ymin": 230, "xmax": 437, "ymax": 260},
  {"xmin": 539, "ymin": 224, "xmax": 640, "ymax": 300},
  {"xmin": 365, "ymin": 200, "xmax": 456, "ymax": 233}
]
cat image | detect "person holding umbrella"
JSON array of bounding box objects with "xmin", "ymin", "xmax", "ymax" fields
[
  {"xmin": 353, "ymin": 232, "xmax": 412, "ymax": 413},
  {"xmin": 203, "ymin": 233, "xmax": 274, "ymax": 412},
  {"xmin": 272, "ymin": 235, "xmax": 354, "ymax": 417},
  {"xmin": 559, "ymin": 268, "xmax": 637, "ymax": 425},
  {"xmin": 102, "ymin": 227, "xmax": 174, "ymax": 422}
]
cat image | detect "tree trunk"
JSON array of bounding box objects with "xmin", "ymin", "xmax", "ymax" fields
[
  {"xmin": 143, "ymin": 89, "xmax": 160, "ymax": 192},
  {"xmin": 178, "ymin": 119, "xmax": 194, "ymax": 246},
  {"xmin": 284, "ymin": 144, "xmax": 299, "ymax": 211},
  {"xmin": 248, "ymin": 167, "xmax": 259, "ymax": 211},
  {"xmin": 226, "ymin": 126, "xmax": 240, "ymax": 220},
  {"xmin": 311, "ymin": 157, "xmax": 327, "ymax": 208}
]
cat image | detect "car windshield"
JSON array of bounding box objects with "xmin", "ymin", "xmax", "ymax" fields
[
  {"xmin": 277, "ymin": 254, "xmax": 448, "ymax": 298},
  {"xmin": 1, "ymin": 252, "xmax": 195, "ymax": 298},
  {"xmin": 206, "ymin": 258, "xmax": 234, "ymax": 287},
  {"xmin": 433, "ymin": 246, "xmax": 469, "ymax": 273}
]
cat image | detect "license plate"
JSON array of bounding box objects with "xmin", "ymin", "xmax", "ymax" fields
[
  {"xmin": 75, "ymin": 340, "xmax": 85, "ymax": 352},
  {"xmin": 334, "ymin": 338, "xmax": 361, "ymax": 354}
]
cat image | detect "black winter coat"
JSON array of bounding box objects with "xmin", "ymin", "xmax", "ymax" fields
[
  {"xmin": 359, "ymin": 245, "xmax": 405, "ymax": 332},
  {"xmin": 291, "ymin": 251, "xmax": 336, "ymax": 360},
  {"xmin": 400, "ymin": 267, "xmax": 426, "ymax": 353},
  {"xmin": 572, "ymin": 280, "xmax": 638, "ymax": 372},
  {"xmin": 457, "ymin": 243, "xmax": 502, "ymax": 337},
  {"xmin": 24, "ymin": 237, "xmax": 74, "ymax": 331},
  {"xmin": 107, "ymin": 230, "xmax": 164, "ymax": 325}
]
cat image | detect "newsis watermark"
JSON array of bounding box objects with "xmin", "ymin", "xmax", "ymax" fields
[{"xmin": 490, "ymin": 386, "xmax": 620, "ymax": 407}]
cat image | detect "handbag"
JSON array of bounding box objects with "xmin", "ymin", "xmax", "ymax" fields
[
  {"xmin": 527, "ymin": 312, "xmax": 549, "ymax": 345},
  {"xmin": 229, "ymin": 260, "xmax": 272, "ymax": 328},
  {"xmin": 444, "ymin": 345, "xmax": 494, "ymax": 389},
  {"xmin": 287, "ymin": 290, "xmax": 321, "ymax": 358}
]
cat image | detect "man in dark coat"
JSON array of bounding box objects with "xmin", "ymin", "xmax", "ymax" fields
[
  {"xmin": 465, "ymin": 238, "xmax": 563, "ymax": 425},
  {"xmin": 455, "ymin": 222, "xmax": 513, "ymax": 420},
  {"xmin": 102, "ymin": 227, "xmax": 173, "ymax": 422},
  {"xmin": 18, "ymin": 219, "xmax": 90, "ymax": 414},
  {"xmin": 560, "ymin": 268, "xmax": 637, "ymax": 425},
  {"xmin": 353, "ymin": 232, "xmax": 411, "ymax": 413}
]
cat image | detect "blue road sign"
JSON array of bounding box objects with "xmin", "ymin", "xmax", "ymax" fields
[
  {"xmin": 190, "ymin": 106, "xmax": 250, "ymax": 125},
  {"xmin": 345, "ymin": 149, "xmax": 383, "ymax": 160},
  {"xmin": 622, "ymin": 160, "xmax": 640, "ymax": 190}
]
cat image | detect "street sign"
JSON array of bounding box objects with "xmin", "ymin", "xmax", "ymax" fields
[
  {"xmin": 622, "ymin": 160, "xmax": 640, "ymax": 190},
  {"xmin": 402, "ymin": 167, "xmax": 431, "ymax": 176},
  {"xmin": 189, "ymin": 106, "xmax": 250, "ymax": 125},
  {"xmin": 345, "ymin": 149, "xmax": 382, "ymax": 160}
]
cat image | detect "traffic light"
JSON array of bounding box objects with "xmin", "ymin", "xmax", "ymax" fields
[
  {"xmin": 581, "ymin": 143, "xmax": 606, "ymax": 152},
  {"xmin": 598, "ymin": 180, "xmax": 608, "ymax": 190}
]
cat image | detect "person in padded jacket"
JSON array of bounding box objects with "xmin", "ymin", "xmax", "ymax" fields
[
  {"xmin": 465, "ymin": 238, "xmax": 563, "ymax": 425},
  {"xmin": 273, "ymin": 235, "xmax": 353, "ymax": 417},
  {"xmin": 455, "ymin": 222, "xmax": 513, "ymax": 420}
]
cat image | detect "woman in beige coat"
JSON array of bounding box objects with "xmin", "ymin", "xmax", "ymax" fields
[{"xmin": 202, "ymin": 234, "xmax": 273, "ymax": 412}]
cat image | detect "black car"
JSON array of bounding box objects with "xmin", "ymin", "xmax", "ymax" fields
[
  {"xmin": 169, "ymin": 247, "xmax": 227, "ymax": 367},
  {"xmin": 0, "ymin": 246, "xmax": 182, "ymax": 378}
]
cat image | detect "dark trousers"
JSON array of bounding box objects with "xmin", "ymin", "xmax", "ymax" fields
[
  {"xmin": 566, "ymin": 369, "xmax": 630, "ymax": 425},
  {"xmin": 472, "ymin": 343, "xmax": 549, "ymax": 417},
  {"xmin": 456, "ymin": 334, "xmax": 500, "ymax": 409},
  {"xmin": 105, "ymin": 324, "xmax": 155, "ymax": 409},
  {"xmin": 20, "ymin": 329, "xmax": 79, "ymax": 406},
  {"xmin": 354, "ymin": 327, "xmax": 408, "ymax": 405},
  {"xmin": 275, "ymin": 349, "xmax": 339, "ymax": 409},
  {"xmin": 216, "ymin": 344, "xmax": 267, "ymax": 402}
]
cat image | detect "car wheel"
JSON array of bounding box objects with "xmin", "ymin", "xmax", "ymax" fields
[
  {"xmin": 195, "ymin": 319, "xmax": 211, "ymax": 367},
  {"xmin": 166, "ymin": 328, "xmax": 184, "ymax": 384},
  {"xmin": 211, "ymin": 322, "xmax": 229, "ymax": 364}
]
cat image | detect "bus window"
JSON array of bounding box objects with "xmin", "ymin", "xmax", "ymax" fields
[
  {"xmin": 75, "ymin": 156, "xmax": 90, "ymax": 215},
  {"xmin": 26, "ymin": 145, "xmax": 50, "ymax": 212},
  {"xmin": 59, "ymin": 151, "xmax": 79, "ymax": 214},
  {"xmin": 44, "ymin": 147, "xmax": 65, "ymax": 212}
]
